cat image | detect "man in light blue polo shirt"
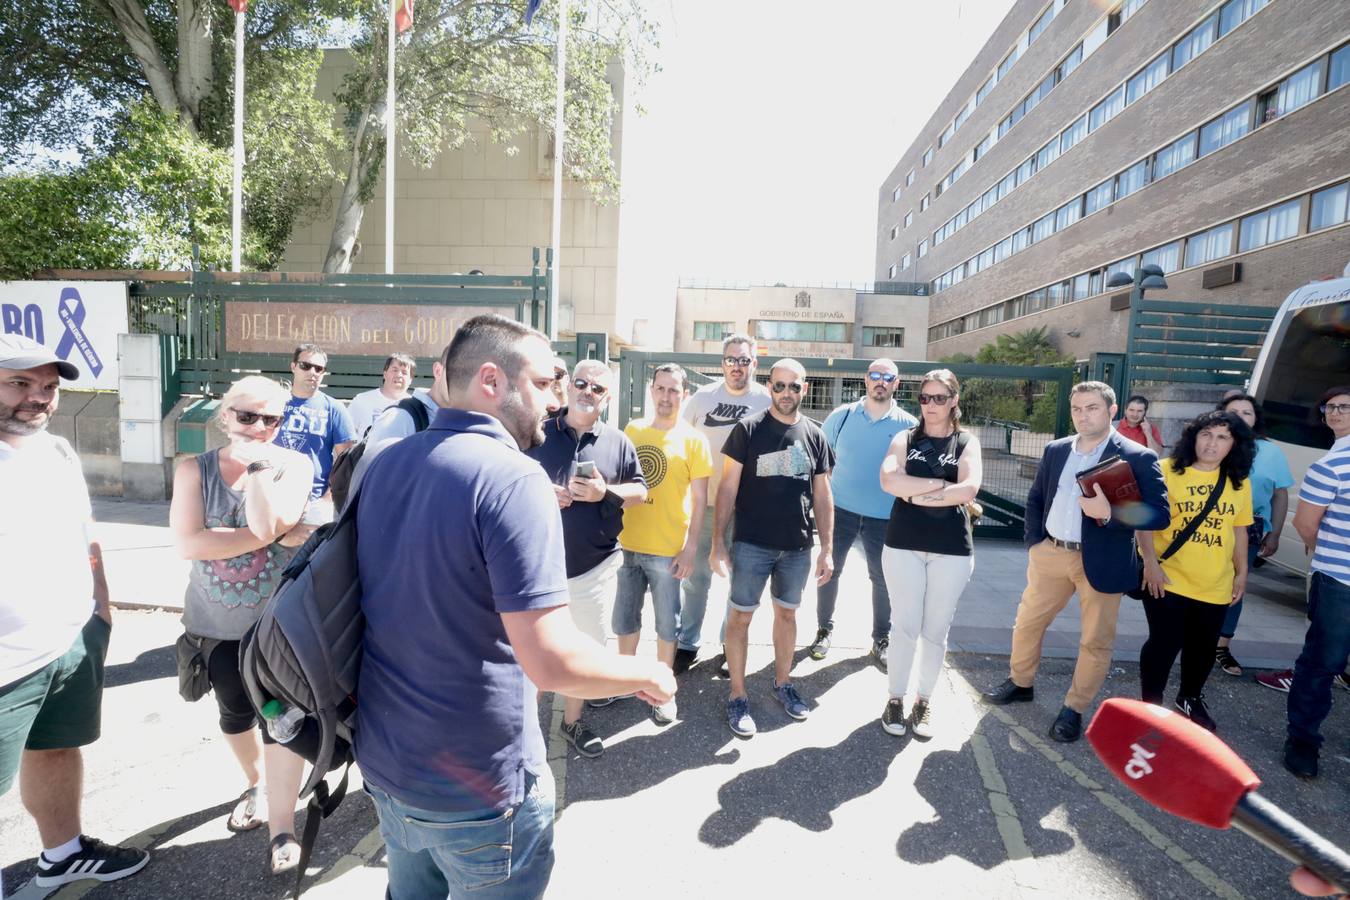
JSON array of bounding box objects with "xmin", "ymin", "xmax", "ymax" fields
[{"xmin": 808, "ymin": 358, "xmax": 916, "ymax": 669}]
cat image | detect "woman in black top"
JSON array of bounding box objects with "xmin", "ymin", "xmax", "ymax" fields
[{"xmin": 877, "ymin": 369, "xmax": 983, "ymax": 739}]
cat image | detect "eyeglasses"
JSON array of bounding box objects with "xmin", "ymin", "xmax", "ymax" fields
[
  {"xmin": 295, "ymin": 360, "xmax": 326, "ymax": 374},
  {"xmin": 1322, "ymin": 403, "xmax": 1350, "ymax": 415},
  {"xmin": 918, "ymin": 393, "xmax": 952, "ymax": 406},
  {"xmin": 867, "ymin": 371, "xmax": 898, "ymax": 383},
  {"xmin": 723, "ymin": 356, "xmax": 753, "ymax": 368},
  {"xmin": 553, "ymin": 369, "xmax": 567, "ymax": 381},
  {"xmin": 232, "ymin": 408, "xmax": 282, "ymax": 428},
  {"xmin": 572, "ymin": 377, "xmax": 608, "ymax": 397},
  {"xmin": 771, "ymin": 381, "xmax": 803, "ymax": 394}
]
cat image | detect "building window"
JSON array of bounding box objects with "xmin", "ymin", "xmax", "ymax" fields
[
  {"xmin": 890, "ymin": 224, "xmax": 899, "ymax": 240},
  {"xmin": 1072, "ymin": 272, "xmax": 1092, "ymax": 301},
  {"xmin": 997, "ymin": 48, "xmax": 1018, "ymax": 81},
  {"xmin": 1185, "ymin": 222, "xmax": 1235, "ymax": 267},
  {"xmin": 974, "ymin": 133, "xmax": 993, "ymax": 161},
  {"xmin": 1032, "ymin": 212, "xmax": 1055, "ymax": 244},
  {"xmin": 1310, "ymin": 182, "xmax": 1349, "ymax": 231},
  {"xmin": 904, "ymin": 211, "xmax": 913, "ymax": 228},
  {"xmin": 1061, "ymin": 115, "xmax": 1087, "ymax": 153},
  {"xmin": 998, "ymin": 114, "xmax": 1014, "ymax": 139},
  {"xmin": 1172, "ymin": 13, "xmax": 1218, "ymax": 71},
  {"xmin": 905, "ymin": 169, "xmax": 916, "ymax": 187},
  {"xmin": 939, "ymin": 120, "xmax": 956, "ymax": 148},
  {"xmin": 1036, "ymin": 138, "xmax": 1060, "ymax": 171},
  {"xmin": 1329, "ymin": 43, "xmax": 1350, "ymax": 92},
  {"xmin": 1141, "ymin": 241, "xmax": 1182, "ymax": 274},
  {"xmin": 1016, "ymin": 156, "xmax": 1035, "ymax": 185},
  {"xmin": 920, "ymin": 193, "xmax": 930, "ymax": 212},
  {"xmin": 1028, "ymin": 5, "xmax": 1054, "ymax": 44},
  {"xmin": 1116, "ymin": 159, "xmax": 1150, "ymax": 200},
  {"xmin": 1239, "ymin": 199, "xmax": 1300, "ymax": 251},
  {"xmin": 900, "ymin": 253, "xmax": 912, "ymax": 270},
  {"xmin": 1258, "ymin": 60, "xmax": 1324, "ymax": 123},
  {"xmin": 994, "ymin": 236, "xmax": 1013, "ymax": 263},
  {"xmin": 1127, "ymin": 52, "xmax": 1170, "ymax": 105},
  {"xmin": 1058, "ymin": 44, "xmax": 1084, "ymax": 81},
  {"xmin": 887, "ymin": 264, "xmax": 898, "ymax": 279},
  {"xmin": 1056, "ymin": 197, "xmax": 1083, "ymax": 231},
  {"xmin": 693, "ymin": 321, "xmax": 734, "ymax": 341},
  {"xmin": 977, "ymin": 77, "xmax": 994, "ymax": 106},
  {"xmin": 917, "ymin": 239, "xmax": 928, "ymax": 258},
  {"xmin": 892, "ymin": 186, "xmax": 901, "ymax": 203},
  {"xmin": 1219, "ymin": 0, "xmax": 1269, "ymax": 38},
  {"xmin": 1089, "ymin": 85, "xmax": 1125, "ymax": 131},
  {"xmin": 1106, "ymin": 257, "xmax": 1138, "ymax": 283},
  {"xmin": 863, "ymin": 326, "xmax": 905, "ymax": 348},
  {"xmin": 1199, "ymin": 103, "xmax": 1251, "ymax": 156},
  {"xmin": 1012, "ymin": 225, "xmax": 1031, "ymax": 253},
  {"xmin": 754, "ymin": 320, "xmax": 849, "ymax": 343},
  {"xmin": 922, "ymin": 146, "xmax": 933, "ymax": 167},
  {"xmin": 1085, "ymin": 178, "xmax": 1115, "ymax": 215},
  {"xmin": 1153, "ymin": 131, "xmax": 1198, "ymax": 179}
]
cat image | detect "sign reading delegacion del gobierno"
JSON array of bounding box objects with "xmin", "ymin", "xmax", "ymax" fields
[{"xmin": 224, "ymin": 302, "xmax": 505, "ymax": 357}]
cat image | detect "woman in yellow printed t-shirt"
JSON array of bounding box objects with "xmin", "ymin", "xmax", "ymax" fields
[{"xmin": 1136, "ymin": 409, "xmax": 1255, "ymax": 733}]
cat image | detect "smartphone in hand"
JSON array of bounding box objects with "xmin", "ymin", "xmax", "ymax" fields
[{"xmin": 575, "ymin": 460, "xmax": 596, "ymax": 479}]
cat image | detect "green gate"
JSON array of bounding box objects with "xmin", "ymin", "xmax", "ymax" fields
[
  {"xmin": 617, "ymin": 351, "xmax": 1074, "ymax": 539},
  {"xmin": 1124, "ymin": 298, "xmax": 1277, "ymax": 394},
  {"xmin": 129, "ymin": 252, "xmax": 551, "ymax": 400}
]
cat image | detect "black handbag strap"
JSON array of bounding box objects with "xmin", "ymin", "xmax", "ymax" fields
[
  {"xmin": 1159, "ymin": 469, "xmax": 1226, "ymax": 561},
  {"xmin": 913, "ymin": 430, "xmax": 968, "ymax": 482}
]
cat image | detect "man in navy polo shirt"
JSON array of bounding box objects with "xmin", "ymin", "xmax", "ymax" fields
[
  {"xmin": 355, "ymin": 316, "xmax": 673, "ymax": 899},
  {"xmin": 527, "ymin": 358, "xmax": 647, "ymax": 758},
  {"xmin": 809, "ymin": 358, "xmax": 916, "ymax": 670}
]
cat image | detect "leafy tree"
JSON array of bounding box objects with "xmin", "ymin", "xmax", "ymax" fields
[{"xmin": 946, "ymin": 327, "xmax": 1074, "ymax": 432}]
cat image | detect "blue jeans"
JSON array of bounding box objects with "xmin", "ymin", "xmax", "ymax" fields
[
  {"xmin": 1287, "ymin": 571, "xmax": 1350, "ymax": 749},
  {"xmin": 1220, "ymin": 518, "xmax": 1264, "ymax": 638},
  {"xmin": 728, "ymin": 540, "xmax": 812, "ymax": 612},
  {"xmin": 614, "ymin": 550, "xmax": 682, "ymax": 642},
  {"xmin": 815, "ymin": 507, "xmax": 890, "ymax": 641},
  {"xmin": 677, "ymin": 508, "xmax": 732, "ymax": 651},
  {"xmin": 367, "ymin": 769, "xmax": 556, "ymax": 900}
]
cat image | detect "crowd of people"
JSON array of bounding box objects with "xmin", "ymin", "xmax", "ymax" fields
[{"xmin": 1, "ymin": 322, "xmax": 1346, "ymax": 898}]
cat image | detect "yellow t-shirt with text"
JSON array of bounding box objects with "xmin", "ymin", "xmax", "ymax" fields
[
  {"xmin": 619, "ymin": 419, "xmax": 713, "ymax": 558},
  {"xmin": 1152, "ymin": 460, "xmax": 1253, "ymax": 605}
]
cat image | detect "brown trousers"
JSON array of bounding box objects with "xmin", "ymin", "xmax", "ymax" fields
[{"xmin": 1009, "ymin": 539, "xmax": 1123, "ymax": 712}]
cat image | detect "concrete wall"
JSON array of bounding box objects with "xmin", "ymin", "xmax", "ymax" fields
[{"xmin": 49, "ymin": 391, "xmax": 124, "ymax": 497}]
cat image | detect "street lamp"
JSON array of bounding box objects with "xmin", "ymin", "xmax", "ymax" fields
[{"xmin": 1109, "ymin": 263, "xmax": 1168, "ymax": 398}]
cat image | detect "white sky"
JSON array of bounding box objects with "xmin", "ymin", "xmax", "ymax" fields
[{"xmin": 618, "ymin": 0, "xmax": 1018, "ymax": 293}]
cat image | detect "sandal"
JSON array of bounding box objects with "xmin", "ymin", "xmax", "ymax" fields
[
  {"xmin": 269, "ymin": 832, "xmax": 301, "ymax": 875},
  {"xmin": 227, "ymin": 786, "xmax": 266, "ymax": 832},
  {"xmin": 1215, "ymin": 646, "xmax": 1243, "ymax": 677}
]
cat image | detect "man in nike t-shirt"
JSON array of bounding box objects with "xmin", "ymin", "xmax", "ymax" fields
[{"xmin": 674, "ymin": 334, "xmax": 771, "ymax": 674}]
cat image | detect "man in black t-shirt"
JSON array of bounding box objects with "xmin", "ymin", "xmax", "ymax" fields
[{"xmin": 710, "ymin": 359, "xmax": 836, "ymax": 738}]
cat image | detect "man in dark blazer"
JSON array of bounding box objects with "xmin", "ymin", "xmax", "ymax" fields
[{"xmin": 982, "ymin": 382, "xmax": 1169, "ymax": 742}]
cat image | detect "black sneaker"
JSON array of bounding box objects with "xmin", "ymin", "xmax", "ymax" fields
[
  {"xmin": 35, "ymin": 836, "xmax": 150, "ymax": 887},
  {"xmin": 586, "ymin": 694, "xmax": 629, "ymax": 708},
  {"xmin": 561, "ymin": 719, "xmax": 604, "ymax": 758},
  {"xmin": 808, "ymin": 628, "xmax": 832, "ymax": 661},
  {"xmin": 880, "ymin": 698, "xmax": 907, "ymax": 736},
  {"xmin": 672, "ymin": 647, "xmax": 697, "ymax": 676},
  {"xmin": 1214, "ymin": 646, "xmax": 1242, "ymax": 677},
  {"xmin": 1283, "ymin": 738, "xmax": 1319, "ymax": 779},
  {"xmin": 870, "ymin": 638, "xmax": 889, "ymax": 673},
  {"xmin": 1174, "ymin": 694, "xmax": 1217, "ymax": 733}
]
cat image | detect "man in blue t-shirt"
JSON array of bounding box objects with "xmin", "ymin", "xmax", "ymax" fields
[
  {"xmin": 355, "ymin": 315, "xmax": 674, "ymax": 899},
  {"xmin": 810, "ymin": 357, "xmax": 916, "ymax": 670},
  {"xmin": 272, "ymin": 344, "xmax": 356, "ymax": 507}
]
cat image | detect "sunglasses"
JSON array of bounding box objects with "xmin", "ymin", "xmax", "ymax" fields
[
  {"xmin": 1321, "ymin": 403, "xmax": 1350, "ymax": 415},
  {"xmin": 572, "ymin": 377, "xmax": 608, "ymax": 397},
  {"xmin": 723, "ymin": 356, "xmax": 753, "ymax": 368},
  {"xmin": 295, "ymin": 360, "xmax": 326, "ymax": 374},
  {"xmin": 867, "ymin": 371, "xmax": 898, "ymax": 383},
  {"xmin": 232, "ymin": 408, "xmax": 282, "ymax": 428},
  {"xmin": 918, "ymin": 393, "xmax": 952, "ymax": 406},
  {"xmin": 771, "ymin": 381, "xmax": 803, "ymax": 394}
]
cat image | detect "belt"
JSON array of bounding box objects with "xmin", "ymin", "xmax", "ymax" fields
[{"xmin": 1047, "ymin": 536, "xmax": 1082, "ymax": 552}]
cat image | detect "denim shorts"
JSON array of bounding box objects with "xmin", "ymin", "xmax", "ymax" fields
[
  {"xmin": 728, "ymin": 541, "xmax": 812, "ymax": 612},
  {"xmin": 613, "ymin": 550, "xmax": 682, "ymax": 642}
]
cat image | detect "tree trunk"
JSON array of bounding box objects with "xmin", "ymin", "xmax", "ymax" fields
[
  {"xmin": 174, "ymin": 0, "xmax": 215, "ymax": 125},
  {"xmin": 322, "ymin": 98, "xmax": 386, "ymax": 273},
  {"xmin": 94, "ymin": 0, "xmax": 189, "ymax": 129}
]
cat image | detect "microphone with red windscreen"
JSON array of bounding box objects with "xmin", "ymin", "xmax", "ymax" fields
[{"xmin": 1086, "ymin": 698, "xmax": 1349, "ymax": 894}]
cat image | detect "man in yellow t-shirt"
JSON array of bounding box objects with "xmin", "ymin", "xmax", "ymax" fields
[{"xmin": 614, "ymin": 364, "xmax": 713, "ymax": 725}]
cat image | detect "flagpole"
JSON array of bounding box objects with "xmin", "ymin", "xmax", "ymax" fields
[
  {"xmin": 385, "ymin": 0, "xmax": 397, "ymax": 275},
  {"xmin": 231, "ymin": 7, "xmax": 245, "ymax": 273},
  {"xmin": 548, "ymin": 0, "xmax": 568, "ymax": 339}
]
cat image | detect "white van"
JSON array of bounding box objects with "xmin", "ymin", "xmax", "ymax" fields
[{"xmin": 1247, "ymin": 268, "xmax": 1350, "ymax": 575}]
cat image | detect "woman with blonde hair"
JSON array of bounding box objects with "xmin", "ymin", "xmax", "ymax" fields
[
  {"xmin": 878, "ymin": 369, "xmax": 983, "ymax": 738},
  {"xmin": 169, "ymin": 375, "xmax": 315, "ymax": 874}
]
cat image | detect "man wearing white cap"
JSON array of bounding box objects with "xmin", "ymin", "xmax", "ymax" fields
[{"xmin": 0, "ymin": 334, "xmax": 150, "ymax": 893}]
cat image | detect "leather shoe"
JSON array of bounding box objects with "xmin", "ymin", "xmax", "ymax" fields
[
  {"xmin": 982, "ymin": 678, "xmax": 1034, "ymax": 705},
  {"xmin": 1283, "ymin": 738, "xmax": 1318, "ymax": 779},
  {"xmin": 672, "ymin": 648, "xmax": 697, "ymax": 676},
  {"xmin": 1048, "ymin": 706, "xmax": 1082, "ymax": 743}
]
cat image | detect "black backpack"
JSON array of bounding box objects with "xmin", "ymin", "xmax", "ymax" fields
[
  {"xmin": 239, "ymin": 489, "xmax": 365, "ymax": 898},
  {"xmin": 329, "ymin": 396, "xmax": 430, "ymax": 511}
]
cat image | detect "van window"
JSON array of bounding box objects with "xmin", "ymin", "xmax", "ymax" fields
[{"xmin": 1255, "ymin": 303, "xmax": 1350, "ymax": 451}]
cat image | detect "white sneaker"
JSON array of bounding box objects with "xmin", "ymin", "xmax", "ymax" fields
[{"xmin": 652, "ymin": 699, "xmax": 678, "ymax": 725}]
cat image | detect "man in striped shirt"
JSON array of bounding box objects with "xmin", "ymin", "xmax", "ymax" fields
[{"xmin": 1283, "ymin": 385, "xmax": 1350, "ymax": 780}]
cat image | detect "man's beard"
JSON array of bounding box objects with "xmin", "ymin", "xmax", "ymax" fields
[
  {"xmin": 725, "ymin": 371, "xmax": 748, "ymax": 390},
  {"xmin": 775, "ymin": 394, "xmax": 801, "ymax": 416},
  {"xmin": 500, "ymin": 389, "xmax": 545, "ymax": 449},
  {"xmin": 0, "ymin": 401, "xmax": 50, "ymax": 436}
]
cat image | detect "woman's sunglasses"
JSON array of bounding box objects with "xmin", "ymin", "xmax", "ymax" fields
[
  {"xmin": 918, "ymin": 393, "xmax": 952, "ymax": 406},
  {"xmin": 232, "ymin": 408, "xmax": 282, "ymax": 427}
]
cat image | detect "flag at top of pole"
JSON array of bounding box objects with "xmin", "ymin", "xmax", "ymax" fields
[
  {"xmin": 227, "ymin": 0, "xmax": 247, "ymax": 12},
  {"xmin": 395, "ymin": 0, "xmax": 414, "ymax": 33}
]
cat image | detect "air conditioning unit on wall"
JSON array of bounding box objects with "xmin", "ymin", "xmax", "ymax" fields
[{"xmin": 1202, "ymin": 262, "xmax": 1242, "ymax": 289}]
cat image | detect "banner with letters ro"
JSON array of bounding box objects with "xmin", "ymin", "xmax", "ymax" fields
[{"xmin": 0, "ymin": 281, "xmax": 129, "ymax": 390}]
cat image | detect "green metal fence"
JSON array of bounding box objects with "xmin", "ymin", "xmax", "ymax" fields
[
  {"xmin": 617, "ymin": 351, "xmax": 1074, "ymax": 539},
  {"xmin": 1124, "ymin": 298, "xmax": 1277, "ymax": 391}
]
